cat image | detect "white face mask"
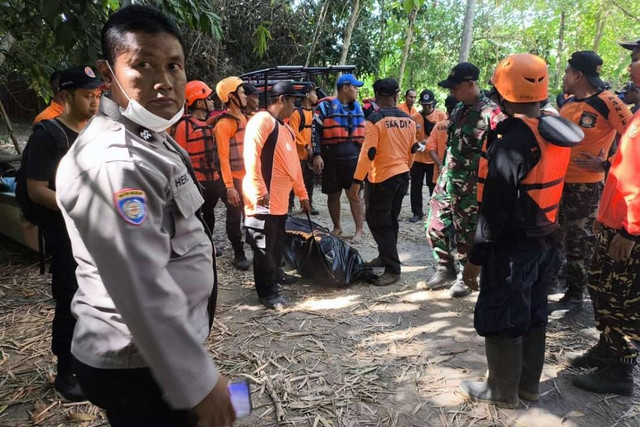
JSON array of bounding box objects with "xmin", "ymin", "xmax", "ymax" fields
[{"xmin": 106, "ymin": 62, "xmax": 184, "ymax": 132}]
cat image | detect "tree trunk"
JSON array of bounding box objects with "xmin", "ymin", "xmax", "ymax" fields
[
  {"xmin": 398, "ymin": 8, "xmax": 418, "ymax": 88},
  {"xmin": 306, "ymin": 0, "xmax": 331, "ymax": 67},
  {"xmin": 0, "ymin": 32, "xmax": 16, "ymax": 68},
  {"xmin": 458, "ymin": 0, "xmax": 476, "ymax": 62},
  {"xmin": 593, "ymin": 0, "xmax": 606, "ymax": 52},
  {"xmin": 375, "ymin": 0, "xmax": 386, "ymax": 79},
  {"xmin": 553, "ymin": 10, "xmax": 565, "ymax": 90},
  {"xmin": 339, "ymin": 0, "xmax": 361, "ymax": 65}
]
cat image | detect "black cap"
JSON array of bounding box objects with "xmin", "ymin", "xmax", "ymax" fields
[
  {"xmin": 299, "ymin": 82, "xmax": 320, "ymax": 94},
  {"xmin": 568, "ymin": 51, "xmax": 605, "ymax": 89},
  {"xmin": 373, "ymin": 78, "xmax": 400, "ymax": 96},
  {"xmin": 438, "ymin": 62, "xmax": 479, "ymax": 89},
  {"xmin": 270, "ymin": 81, "xmax": 305, "ymax": 98},
  {"xmin": 419, "ymin": 89, "xmax": 436, "ymax": 105},
  {"xmin": 58, "ymin": 66, "xmax": 103, "ymax": 91},
  {"xmin": 619, "ymin": 38, "xmax": 640, "ymax": 51},
  {"xmin": 444, "ymin": 95, "xmax": 458, "ymax": 112},
  {"xmin": 243, "ymin": 83, "xmax": 259, "ymax": 96}
]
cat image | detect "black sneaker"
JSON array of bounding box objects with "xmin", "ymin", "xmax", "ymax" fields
[
  {"xmin": 418, "ymin": 265, "xmax": 457, "ymax": 290},
  {"xmin": 259, "ymin": 293, "xmax": 288, "ymax": 310},
  {"xmin": 232, "ymin": 256, "xmax": 251, "ymax": 271},
  {"xmin": 364, "ymin": 257, "xmax": 385, "ymax": 268},
  {"xmin": 54, "ymin": 374, "xmax": 86, "ymax": 402},
  {"xmin": 409, "ymin": 214, "xmax": 423, "ymax": 223},
  {"xmin": 277, "ymin": 270, "xmax": 298, "ymax": 285},
  {"xmin": 310, "ymin": 206, "xmax": 320, "ymax": 216},
  {"xmin": 373, "ymin": 272, "xmax": 400, "ymax": 286}
]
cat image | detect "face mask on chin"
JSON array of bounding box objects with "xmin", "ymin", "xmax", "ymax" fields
[{"xmin": 106, "ymin": 62, "xmax": 184, "ymax": 133}]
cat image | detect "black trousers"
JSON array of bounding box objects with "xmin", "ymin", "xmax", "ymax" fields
[
  {"xmin": 410, "ymin": 161, "xmax": 435, "ymax": 216},
  {"xmin": 245, "ymin": 214, "xmax": 286, "ymax": 298},
  {"xmin": 474, "ymin": 245, "xmax": 558, "ymax": 338},
  {"xmin": 365, "ymin": 173, "xmax": 409, "ymax": 274},
  {"xmin": 73, "ymin": 358, "xmax": 193, "ymax": 427},
  {"xmin": 201, "ymin": 179, "xmax": 245, "ymax": 258},
  {"xmin": 43, "ymin": 220, "xmax": 78, "ymax": 373},
  {"xmin": 289, "ymin": 160, "xmax": 315, "ymax": 208}
]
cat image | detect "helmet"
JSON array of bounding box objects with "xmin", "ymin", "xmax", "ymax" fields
[
  {"xmin": 185, "ymin": 81, "xmax": 213, "ymax": 107},
  {"xmin": 491, "ymin": 54, "xmax": 548, "ymax": 103},
  {"xmin": 216, "ymin": 76, "xmax": 244, "ymax": 103}
]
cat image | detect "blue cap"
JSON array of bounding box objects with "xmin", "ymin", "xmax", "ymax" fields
[{"xmin": 337, "ymin": 74, "xmax": 364, "ymax": 88}]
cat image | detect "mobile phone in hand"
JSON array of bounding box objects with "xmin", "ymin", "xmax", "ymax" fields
[{"xmin": 228, "ymin": 380, "xmax": 251, "ymax": 418}]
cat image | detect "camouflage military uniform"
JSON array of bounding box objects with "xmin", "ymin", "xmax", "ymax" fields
[
  {"xmin": 558, "ymin": 182, "xmax": 604, "ymax": 293},
  {"xmin": 426, "ymin": 93, "xmax": 502, "ymax": 267},
  {"xmin": 587, "ymin": 226, "xmax": 640, "ymax": 361}
]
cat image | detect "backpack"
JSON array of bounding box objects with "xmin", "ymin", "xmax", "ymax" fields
[{"xmin": 15, "ymin": 119, "xmax": 70, "ymax": 227}]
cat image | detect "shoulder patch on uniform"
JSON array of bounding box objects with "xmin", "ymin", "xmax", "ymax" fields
[{"xmin": 114, "ymin": 188, "xmax": 147, "ymax": 226}]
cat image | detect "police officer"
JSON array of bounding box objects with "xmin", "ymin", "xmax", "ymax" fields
[
  {"xmin": 55, "ymin": 6, "xmax": 235, "ymax": 425},
  {"xmin": 569, "ymin": 38, "xmax": 640, "ymax": 397},
  {"xmin": 350, "ymin": 78, "xmax": 416, "ymax": 286},
  {"xmin": 26, "ymin": 65, "xmax": 102, "ymax": 401},
  {"xmin": 460, "ymin": 54, "xmax": 582, "ymax": 408},
  {"xmin": 312, "ymin": 74, "xmax": 366, "ymax": 242},
  {"xmin": 423, "ymin": 62, "xmax": 503, "ymax": 298}
]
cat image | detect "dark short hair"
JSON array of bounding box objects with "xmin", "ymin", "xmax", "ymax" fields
[
  {"xmin": 50, "ymin": 70, "xmax": 62, "ymax": 94},
  {"xmin": 101, "ymin": 5, "xmax": 186, "ymax": 64},
  {"xmin": 405, "ymin": 88, "xmax": 416, "ymax": 96}
]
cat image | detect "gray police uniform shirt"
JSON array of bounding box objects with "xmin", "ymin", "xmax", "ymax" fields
[{"xmin": 56, "ymin": 95, "xmax": 218, "ymax": 409}]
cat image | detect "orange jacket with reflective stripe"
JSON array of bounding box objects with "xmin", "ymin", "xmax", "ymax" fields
[{"xmin": 173, "ymin": 116, "xmax": 218, "ymax": 182}]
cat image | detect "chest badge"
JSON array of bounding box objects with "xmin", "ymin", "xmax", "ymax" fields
[
  {"xmin": 114, "ymin": 188, "xmax": 147, "ymax": 226},
  {"xmin": 579, "ymin": 112, "xmax": 597, "ymax": 128},
  {"xmin": 139, "ymin": 128, "xmax": 153, "ymax": 141}
]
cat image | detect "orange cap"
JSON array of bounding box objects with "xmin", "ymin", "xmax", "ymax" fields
[
  {"xmin": 491, "ymin": 54, "xmax": 548, "ymax": 103},
  {"xmin": 216, "ymin": 77, "xmax": 244, "ymax": 103},
  {"xmin": 185, "ymin": 81, "xmax": 213, "ymax": 107}
]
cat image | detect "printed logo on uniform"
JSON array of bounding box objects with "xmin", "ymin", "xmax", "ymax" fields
[
  {"xmin": 140, "ymin": 129, "xmax": 152, "ymax": 140},
  {"xmin": 579, "ymin": 112, "xmax": 597, "ymax": 128},
  {"xmin": 84, "ymin": 67, "xmax": 96, "ymax": 78},
  {"xmin": 114, "ymin": 189, "xmax": 147, "ymax": 226}
]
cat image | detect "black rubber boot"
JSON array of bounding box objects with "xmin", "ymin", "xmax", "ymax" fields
[
  {"xmin": 566, "ymin": 336, "xmax": 612, "ymax": 368},
  {"xmin": 460, "ymin": 336, "xmax": 523, "ymax": 408},
  {"xmin": 519, "ymin": 327, "xmax": 546, "ymax": 401},
  {"xmin": 572, "ymin": 359, "xmax": 636, "ymax": 396},
  {"xmin": 54, "ymin": 358, "xmax": 86, "ymax": 402}
]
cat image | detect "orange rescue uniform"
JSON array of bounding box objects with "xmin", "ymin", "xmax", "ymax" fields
[
  {"xmin": 411, "ymin": 109, "xmax": 447, "ymax": 164},
  {"xmin": 559, "ymin": 90, "xmax": 632, "ymax": 183},
  {"xmin": 33, "ymin": 101, "xmax": 64, "ymax": 124},
  {"xmin": 288, "ymin": 107, "xmax": 313, "ymax": 160},
  {"xmin": 425, "ymin": 119, "xmax": 449, "ymax": 183},
  {"xmin": 598, "ymin": 112, "xmax": 640, "ymax": 237},
  {"xmin": 354, "ymin": 109, "xmax": 416, "ymax": 183},
  {"xmin": 397, "ymin": 102, "xmax": 418, "ymax": 116},
  {"xmin": 243, "ymin": 111, "xmax": 308, "ymax": 216}
]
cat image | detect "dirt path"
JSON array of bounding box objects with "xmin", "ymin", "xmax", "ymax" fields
[{"xmin": 0, "ymin": 188, "xmax": 638, "ymax": 426}]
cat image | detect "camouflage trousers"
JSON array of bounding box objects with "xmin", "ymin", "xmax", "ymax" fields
[
  {"xmin": 558, "ymin": 182, "xmax": 604, "ymax": 291},
  {"xmin": 587, "ymin": 226, "xmax": 640, "ymax": 361},
  {"xmin": 426, "ymin": 168, "xmax": 478, "ymax": 267}
]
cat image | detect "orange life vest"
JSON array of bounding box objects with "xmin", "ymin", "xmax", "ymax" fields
[
  {"xmin": 477, "ymin": 116, "xmax": 580, "ymax": 234},
  {"xmin": 173, "ymin": 116, "xmax": 218, "ymax": 182},
  {"xmin": 212, "ymin": 113, "xmax": 245, "ymax": 172}
]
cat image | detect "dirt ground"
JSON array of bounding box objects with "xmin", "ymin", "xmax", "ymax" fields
[{"xmin": 1, "ymin": 180, "xmax": 639, "ymax": 426}]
